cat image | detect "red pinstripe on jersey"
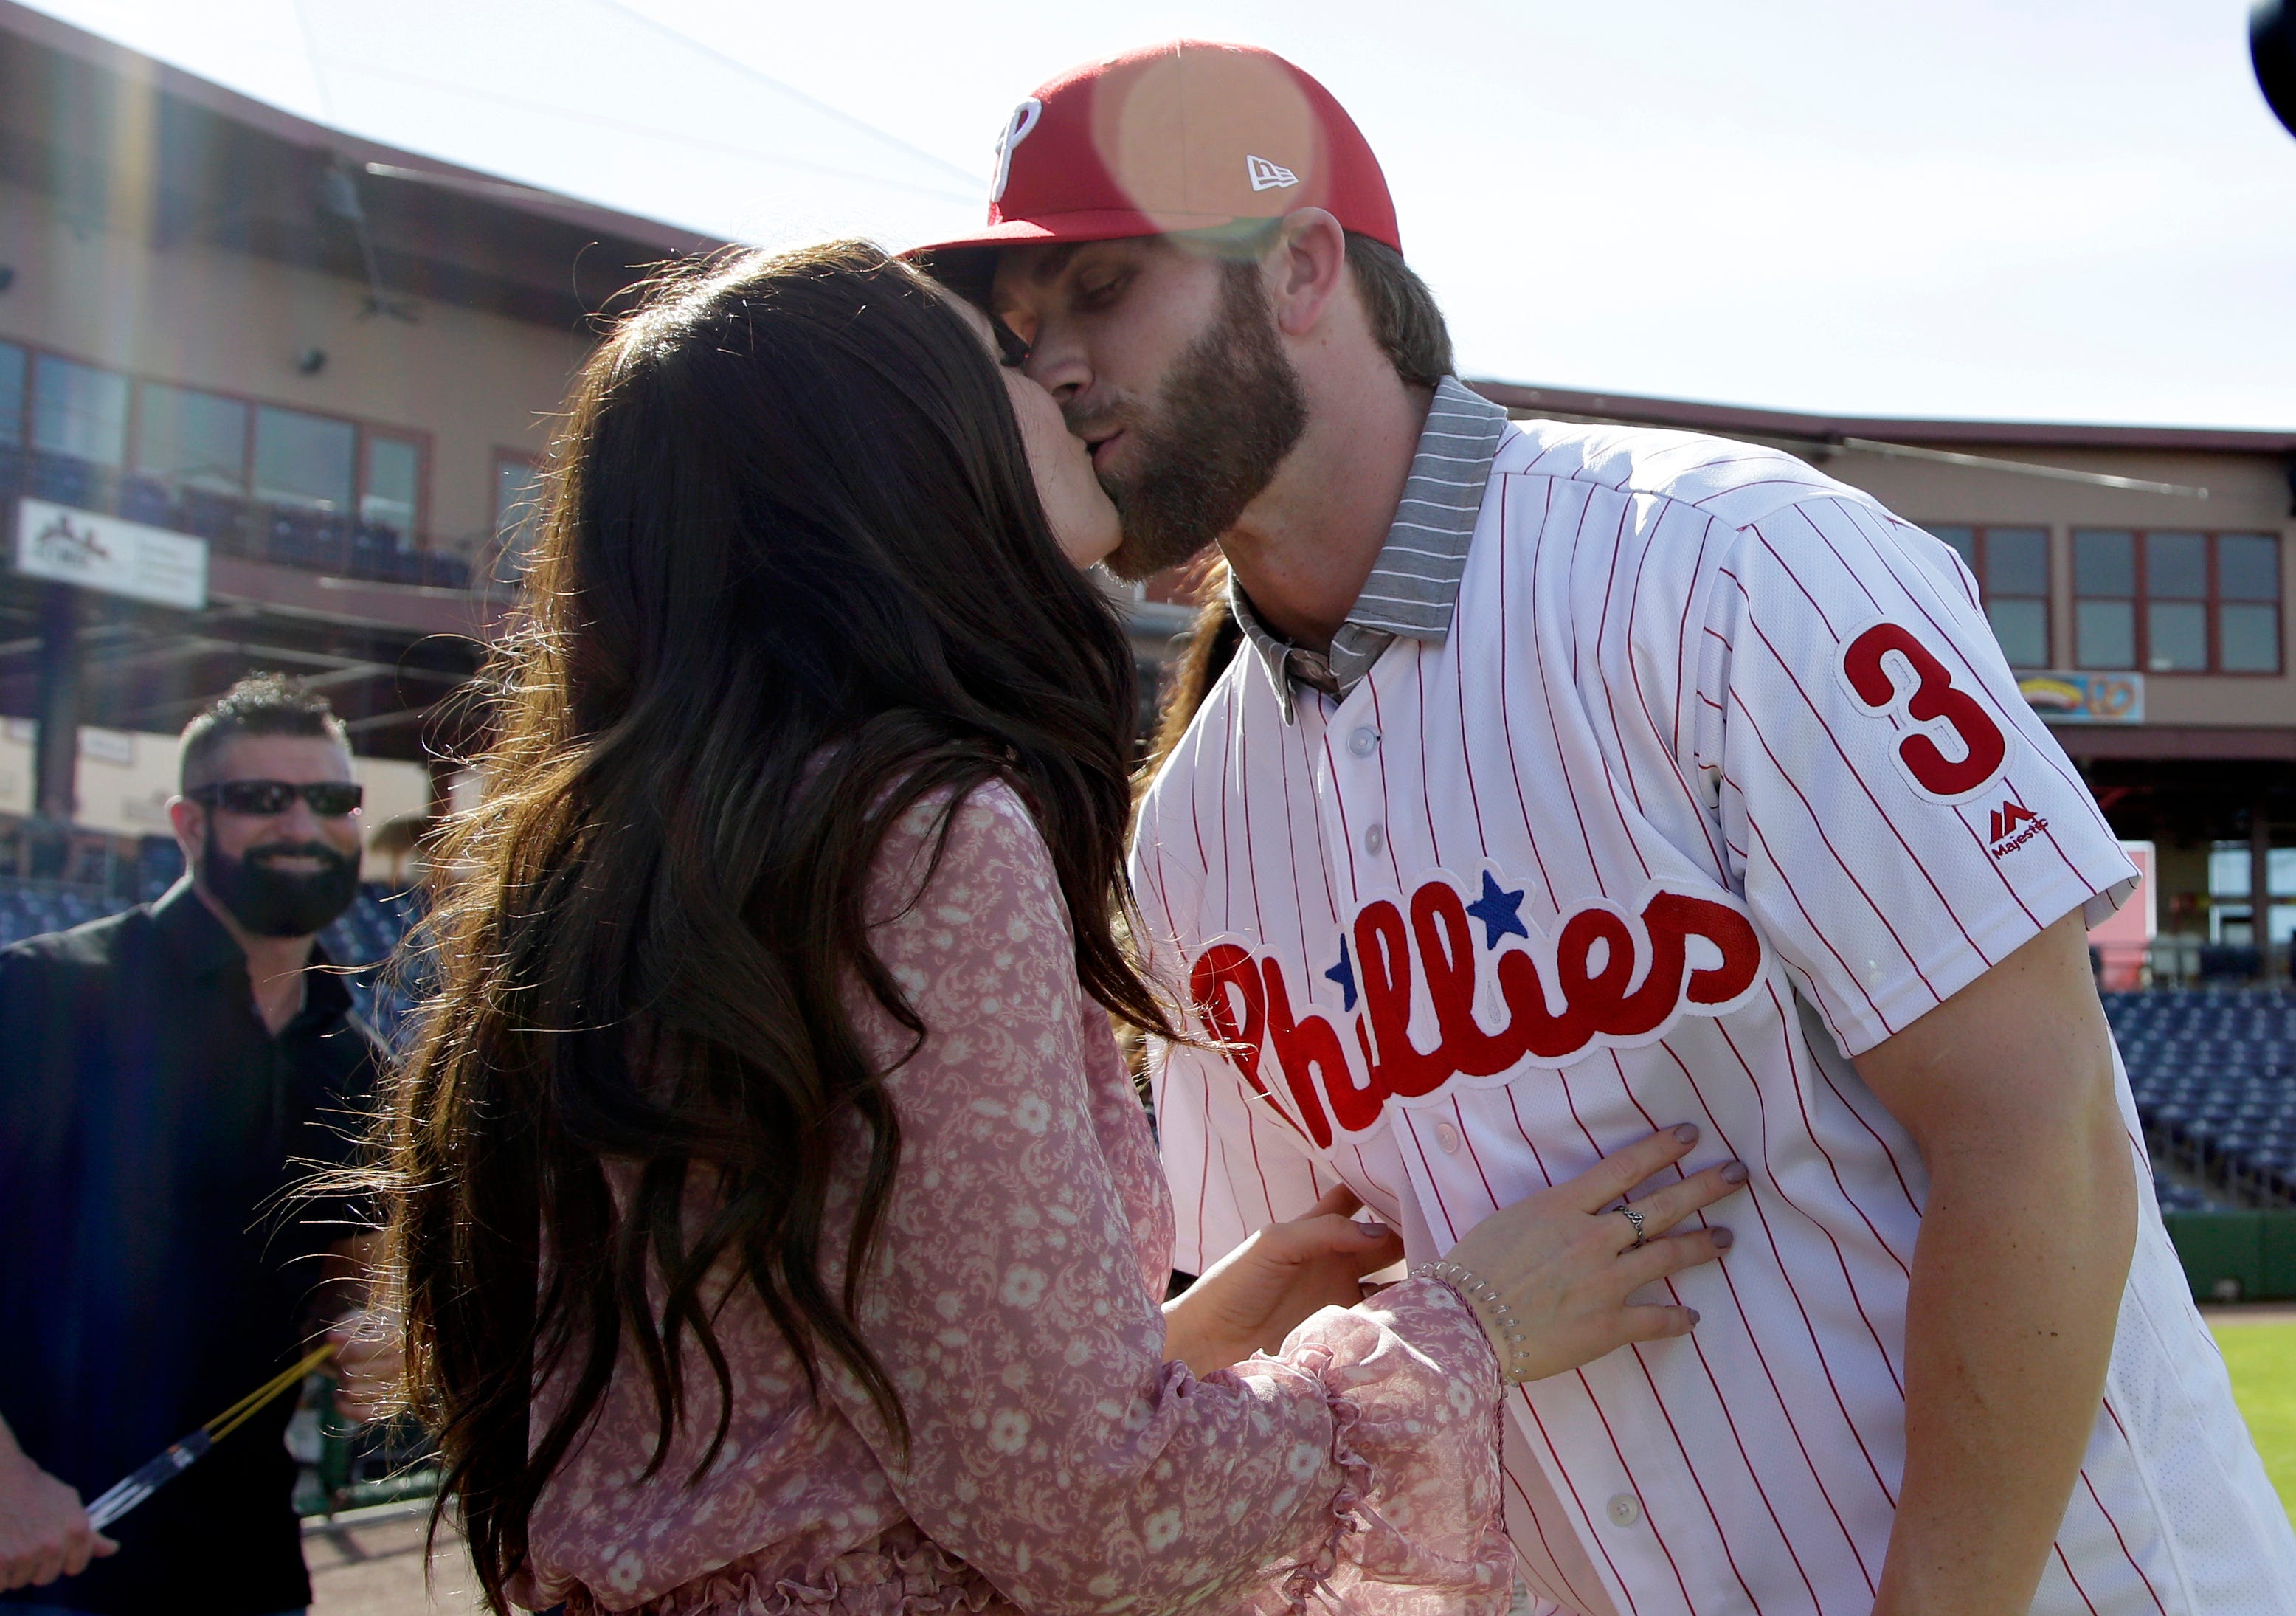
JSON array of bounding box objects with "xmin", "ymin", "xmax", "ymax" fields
[{"xmin": 1135, "ymin": 418, "xmax": 2295, "ymax": 1614}]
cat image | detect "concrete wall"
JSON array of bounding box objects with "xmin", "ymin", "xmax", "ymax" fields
[{"xmin": 0, "ymin": 172, "xmax": 592, "ymax": 556}]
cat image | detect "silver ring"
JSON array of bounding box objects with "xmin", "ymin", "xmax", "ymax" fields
[{"xmin": 1618, "ymin": 1204, "xmax": 1647, "ymax": 1248}]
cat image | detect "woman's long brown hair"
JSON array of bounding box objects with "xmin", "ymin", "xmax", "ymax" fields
[
  {"xmin": 1142, "ymin": 557, "xmax": 1244, "ymax": 785},
  {"xmin": 381, "ymin": 243, "xmax": 1170, "ymax": 1612}
]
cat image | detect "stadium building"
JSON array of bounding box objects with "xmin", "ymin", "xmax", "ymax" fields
[
  {"xmin": 0, "ymin": 0, "xmax": 716, "ymax": 904},
  {"xmin": 5, "ymin": 0, "xmax": 2294, "ymax": 1278}
]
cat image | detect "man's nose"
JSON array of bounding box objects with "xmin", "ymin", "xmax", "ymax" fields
[
  {"xmin": 273, "ymin": 798, "xmax": 325, "ymax": 840},
  {"xmin": 1021, "ymin": 320, "xmax": 1091, "ymax": 407}
]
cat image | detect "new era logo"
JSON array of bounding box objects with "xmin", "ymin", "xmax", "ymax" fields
[{"xmin": 1245, "ymin": 154, "xmax": 1299, "ymax": 192}]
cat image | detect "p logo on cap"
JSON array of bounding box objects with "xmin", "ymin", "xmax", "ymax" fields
[
  {"xmin": 916, "ymin": 40, "xmax": 1401, "ymax": 257},
  {"xmin": 990, "ymin": 98, "xmax": 1043, "ymax": 204}
]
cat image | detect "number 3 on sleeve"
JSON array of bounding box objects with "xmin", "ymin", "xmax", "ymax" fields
[{"xmin": 1837, "ymin": 621, "xmax": 2009, "ymax": 803}]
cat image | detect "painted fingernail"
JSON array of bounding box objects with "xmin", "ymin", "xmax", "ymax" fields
[
  {"xmin": 1358, "ymin": 1222, "xmax": 1392, "ymax": 1238},
  {"xmin": 1673, "ymin": 1123, "xmax": 1699, "ymax": 1144},
  {"xmin": 1721, "ymin": 1161, "xmax": 1749, "ymax": 1184},
  {"xmin": 1711, "ymin": 1227, "xmax": 1735, "ymax": 1249},
  {"xmin": 1687, "ymin": 1309, "xmax": 1702, "ymax": 1325}
]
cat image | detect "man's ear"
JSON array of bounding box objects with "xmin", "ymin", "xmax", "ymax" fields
[
  {"xmin": 167, "ymin": 796, "xmax": 202, "ymax": 869},
  {"xmin": 1266, "ymin": 208, "xmax": 1349, "ymax": 340}
]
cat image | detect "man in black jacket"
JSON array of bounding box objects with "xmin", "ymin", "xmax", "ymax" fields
[{"xmin": 0, "ymin": 675, "xmax": 392, "ymax": 1615}]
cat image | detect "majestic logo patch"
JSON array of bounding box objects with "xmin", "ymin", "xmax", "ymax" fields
[
  {"xmin": 1988, "ymin": 799, "xmax": 2047, "ymax": 858},
  {"xmin": 1245, "ymin": 153, "xmax": 1300, "ymax": 192},
  {"xmin": 1188, "ymin": 871, "xmax": 1766, "ymax": 1147}
]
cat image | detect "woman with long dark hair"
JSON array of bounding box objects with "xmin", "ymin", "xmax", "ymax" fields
[{"xmin": 383, "ymin": 243, "xmax": 1740, "ymax": 1615}]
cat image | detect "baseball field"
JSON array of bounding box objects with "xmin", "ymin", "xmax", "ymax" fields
[{"xmin": 2215, "ymin": 1313, "xmax": 2296, "ymax": 1519}]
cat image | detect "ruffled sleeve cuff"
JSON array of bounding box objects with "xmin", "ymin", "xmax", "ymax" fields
[{"xmin": 1248, "ymin": 1277, "xmax": 1515, "ymax": 1616}]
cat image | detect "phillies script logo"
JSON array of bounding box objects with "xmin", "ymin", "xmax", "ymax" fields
[{"xmin": 1188, "ymin": 871, "xmax": 1766, "ymax": 1147}]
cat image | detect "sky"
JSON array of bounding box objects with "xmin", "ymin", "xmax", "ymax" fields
[{"xmin": 24, "ymin": 0, "xmax": 2296, "ymax": 429}]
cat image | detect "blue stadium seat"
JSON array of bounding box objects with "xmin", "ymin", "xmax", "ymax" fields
[
  {"xmin": 117, "ymin": 476, "xmax": 173, "ymax": 525},
  {"xmin": 0, "ymin": 880, "xmax": 426, "ymax": 1002},
  {"xmin": 2106, "ymin": 987, "xmax": 2296, "ymax": 1209}
]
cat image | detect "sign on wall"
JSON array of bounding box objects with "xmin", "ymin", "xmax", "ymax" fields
[
  {"xmin": 2017, "ymin": 669, "xmax": 2143, "ymax": 724},
  {"xmin": 13, "ymin": 498, "xmax": 207, "ymax": 610}
]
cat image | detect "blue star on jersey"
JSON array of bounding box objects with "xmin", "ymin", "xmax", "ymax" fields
[
  {"xmin": 1466, "ymin": 870, "xmax": 1530, "ymax": 950},
  {"xmin": 1324, "ymin": 938, "xmax": 1358, "ymax": 1010}
]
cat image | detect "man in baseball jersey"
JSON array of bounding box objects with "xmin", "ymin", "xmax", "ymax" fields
[{"xmin": 921, "ymin": 40, "xmax": 2296, "ymax": 1616}]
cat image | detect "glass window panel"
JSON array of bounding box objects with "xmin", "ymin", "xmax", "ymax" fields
[
  {"xmin": 494, "ymin": 456, "xmax": 542, "ymax": 534},
  {"xmin": 2220, "ymin": 534, "xmax": 2280, "ymax": 602},
  {"xmin": 493, "ymin": 455, "xmax": 544, "ymax": 583},
  {"xmin": 1985, "ymin": 527, "xmax": 2049, "ymax": 597},
  {"xmin": 1986, "ymin": 598, "xmax": 2048, "ymax": 667},
  {"xmin": 1930, "ymin": 525, "xmax": 1976, "ymax": 570},
  {"xmin": 2147, "ymin": 601, "xmax": 2207, "ymax": 671},
  {"xmin": 2145, "ymin": 531, "xmax": 2207, "ymax": 600},
  {"xmin": 30, "ymin": 354, "xmax": 128, "ymax": 466},
  {"xmin": 134, "ymin": 383, "xmax": 247, "ymax": 492},
  {"xmin": 2077, "ymin": 599, "xmax": 2134, "ymax": 668},
  {"xmin": 2074, "ymin": 530, "xmax": 2134, "ymax": 598},
  {"xmin": 2221, "ymin": 602, "xmax": 2280, "ymax": 671},
  {"xmin": 252, "ymin": 405, "xmax": 356, "ymax": 511},
  {"xmin": 0, "ymin": 342, "xmax": 23, "ymax": 445},
  {"xmin": 361, "ymin": 435, "xmax": 421, "ymax": 542}
]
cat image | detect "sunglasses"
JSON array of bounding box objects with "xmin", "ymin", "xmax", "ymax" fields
[{"xmin": 188, "ymin": 779, "xmax": 364, "ymax": 817}]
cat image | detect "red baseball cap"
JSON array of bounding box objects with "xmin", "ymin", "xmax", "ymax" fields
[{"xmin": 915, "ymin": 41, "xmax": 1401, "ymax": 259}]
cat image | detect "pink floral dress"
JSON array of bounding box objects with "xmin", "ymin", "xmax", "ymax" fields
[{"xmin": 507, "ymin": 784, "xmax": 1512, "ymax": 1615}]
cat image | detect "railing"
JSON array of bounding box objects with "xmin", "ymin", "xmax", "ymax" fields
[
  {"xmin": 0, "ymin": 442, "xmax": 476, "ymax": 591},
  {"xmin": 289, "ymin": 1374, "xmax": 439, "ymax": 1520}
]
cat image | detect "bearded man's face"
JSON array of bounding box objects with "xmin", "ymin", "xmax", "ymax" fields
[
  {"xmin": 991, "ymin": 238, "xmax": 1308, "ymax": 581},
  {"xmin": 181, "ymin": 734, "xmax": 364, "ymax": 939}
]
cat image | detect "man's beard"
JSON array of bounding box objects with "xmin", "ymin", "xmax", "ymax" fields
[
  {"xmin": 1091, "ymin": 262, "xmax": 1309, "ymax": 583},
  {"xmin": 201, "ymin": 828, "xmax": 361, "ymax": 939}
]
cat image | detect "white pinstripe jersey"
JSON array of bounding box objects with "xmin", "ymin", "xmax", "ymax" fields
[{"xmin": 1133, "ymin": 418, "xmax": 2296, "ymax": 1616}]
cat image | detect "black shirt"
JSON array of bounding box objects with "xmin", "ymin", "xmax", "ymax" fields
[{"xmin": 0, "ymin": 880, "xmax": 376, "ymax": 1616}]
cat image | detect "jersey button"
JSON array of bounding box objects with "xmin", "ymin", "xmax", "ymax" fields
[
  {"xmin": 1363, "ymin": 822, "xmax": 1385, "ymax": 857},
  {"xmin": 1605, "ymin": 1493, "xmax": 1642, "ymax": 1528},
  {"xmin": 1348, "ymin": 725, "xmax": 1380, "ymax": 757},
  {"xmin": 1434, "ymin": 1122, "xmax": 1462, "ymax": 1155}
]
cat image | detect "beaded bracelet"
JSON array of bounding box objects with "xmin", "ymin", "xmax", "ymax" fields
[{"xmin": 1413, "ymin": 1259, "xmax": 1533, "ymax": 1385}]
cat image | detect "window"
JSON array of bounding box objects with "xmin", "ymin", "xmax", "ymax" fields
[
  {"xmin": 2, "ymin": 343, "xmax": 432, "ymax": 556},
  {"xmin": 30, "ymin": 354, "xmax": 128, "ymax": 466},
  {"xmin": 134, "ymin": 383, "xmax": 249, "ymax": 493},
  {"xmin": 2220, "ymin": 534, "xmax": 2281, "ymax": 672},
  {"xmin": 2074, "ymin": 529, "xmax": 2135, "ymax": 668},
  {"xmin": 361, "ymin": 435, "xmax": 422, "ymax": 545},
  {"xmin": 0, "ymin": 342, "xmax": 23, "ymax": 445},
  {"xmin": 1930, "ymin": 524, "xmax": 2050, "ymax": 667},
  {"xmin": 2074, "ymin": 528, "xmax": 2281, "ymax": 674},
  {"xmin": 252, "ymin": 405, "xmax": 356, "ymax": 511},
  {"xmin": 492, "ymin": 452, "xmax": 544, "ymax": 581}
]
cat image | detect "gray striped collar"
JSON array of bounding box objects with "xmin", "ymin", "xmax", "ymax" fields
[{"xmin": 1230, "ymin": 376, "xmax": 1510, "ymax": 722}]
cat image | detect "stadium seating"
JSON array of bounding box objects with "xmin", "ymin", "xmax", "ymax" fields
[
  {"xmin": 2103, "ymin": 988, "xmax": 2296, "ymax": 1212},
  {"xmin": 0, "ymin": 882, "xmax": 117, "ymax": 946},
  {"xmin": 0, "ymin": 877, "xmax": 415, "ymax": 959}
]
